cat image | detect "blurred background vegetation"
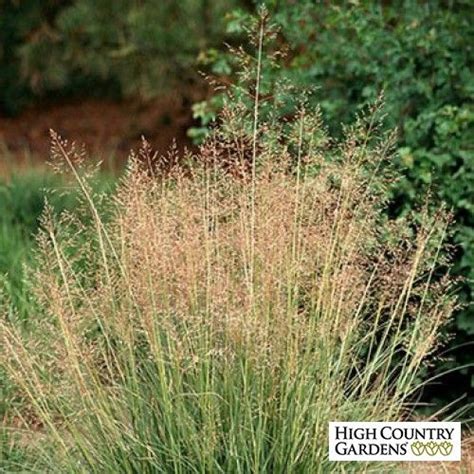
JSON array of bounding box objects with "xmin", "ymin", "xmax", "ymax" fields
[{"xmin": 0, "ymin": 0, "xmax": 472, "ymax": 417}]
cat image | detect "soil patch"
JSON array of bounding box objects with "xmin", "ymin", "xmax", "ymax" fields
[{"xmin": 0, "ymin": 95, "xmax": 197, "ymax": 173}]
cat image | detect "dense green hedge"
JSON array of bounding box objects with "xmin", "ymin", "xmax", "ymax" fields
[{"xmin": 193, "ymin": 0, "xmax": 474, "ymax": 413}]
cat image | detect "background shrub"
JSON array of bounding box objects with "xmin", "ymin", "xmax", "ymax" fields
[{"xmin": 0, "ymin": 0, "xmax": 242, "ymax": 115}]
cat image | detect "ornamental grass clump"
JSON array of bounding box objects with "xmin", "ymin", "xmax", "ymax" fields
[
  {"xmin": 0, "ymin": 108, "xmax": 455, "ymax": 472},
  {"xmin": 0, "ymin": 14, "xmax": 456, "ymax": 473}
]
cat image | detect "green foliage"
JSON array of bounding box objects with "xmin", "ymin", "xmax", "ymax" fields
[
  {"xmin": 0, "ymin": 173, "xmax": 67, "ymax": 320},
  {"xmin": 195, "ymin": 0, "xmax": 474, "ymax": 411},
  {"xmin": 0, "ymin": 1, "xmax": 62, "ymax": 114},
  {"xmin": 0, "ymin": 171, "xmax": 115, "ymax": 321},
  {"xmin": 0, "ymin": 0, "xmax": 241, "ymax": 114},
  {"xmin": 0, "ymin": 428, "xmax": 26, "ymax": 473}
]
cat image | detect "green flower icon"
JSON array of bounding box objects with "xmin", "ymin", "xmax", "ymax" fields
[
  {"xmin": 425, "ymin": 441, "xmax": 439, "ymax": 456},
  {"xmin": 411, "ymin": 441, "xmax": 425, "ymax": 456},
  {"xmin": 438, "ymin": 441, "xmax": 453, "ymax": 456}
]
